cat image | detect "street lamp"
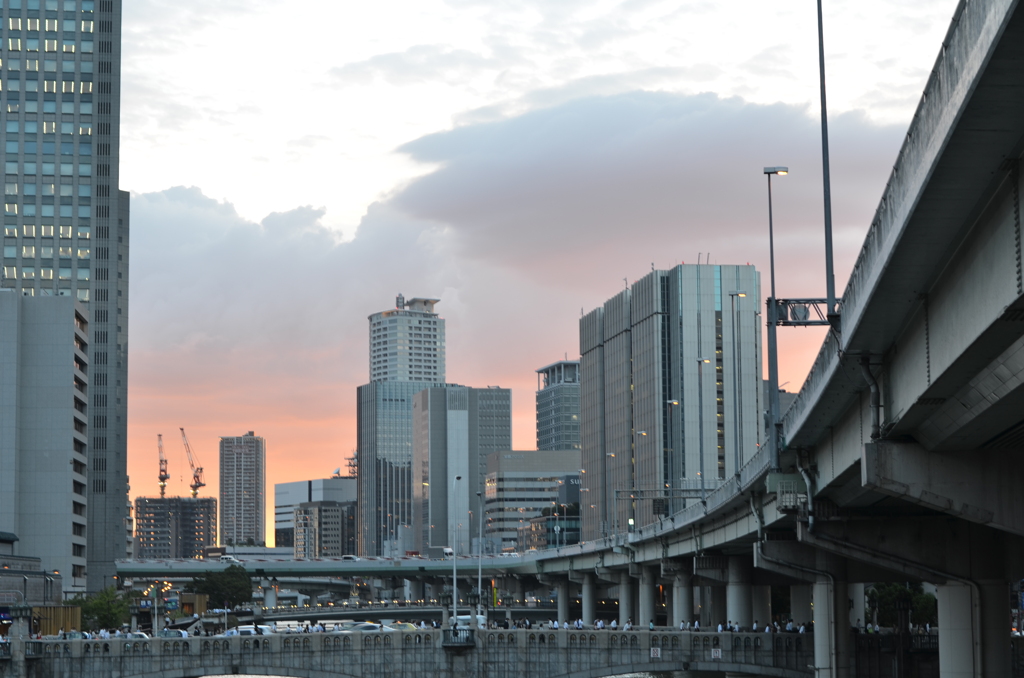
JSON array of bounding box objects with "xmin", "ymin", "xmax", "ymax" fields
[
  {"xmin": 451, "ymin": 474, "xmax": 462, "ymax": 625},
  {"xmin": 696, "ymin": 358, "xmax": 711, "ymax": 507},
  {"xmin": 764, "ymin": 167, "xmax": 787, "ymax": 471},
  {"xmin": 728, "ymin": 291, "xmax": 746, "ymax": 478},
  {"xmin": 476, "ymin": 490, "xmax": 485, "ymax": 620}
]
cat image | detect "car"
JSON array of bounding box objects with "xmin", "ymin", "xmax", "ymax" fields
[
  {"xmin": 348, "ymin": 623, "xmax": 384, "ymax": 632},
  {"xmin": 157, "ymin": 629, "xmax": 189, "ymax": 638},
  {"xmin": 124, "ymin": 632, "xmax": 150, "ymax": 639},
  {"xmin": 388, "ymin": 622, "xmax": 417, "ymax": 630}
]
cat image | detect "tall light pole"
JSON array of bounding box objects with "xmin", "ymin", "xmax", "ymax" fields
[
  {"xmin": 728, "ymin": 292, "xmax": 746, "ymax": 478},
  {"xmin": 764, "ymin": 167, "xmax": 788, "ymax": 471},
  {"xmin": 476, "ymin": 490, "xmax": 484, "ymax": 619},
  {"xmin": 665, "ymin": 399, "xmax": 679, "ymax": 512},
  {"xmin": 696, "ymin": 358, "xmax": 710, "ymax": 506},
  {"xmin": 817, "ymin": 0, "xmax": 837, "ymax": 323},
  {"xmin": 451, "ymin": 475, "xmax": 462, "ymax": 625}
]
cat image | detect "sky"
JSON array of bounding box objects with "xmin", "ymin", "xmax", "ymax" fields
[{"xmin": 121, "ymin": 0, "xmax": 960, "ymax": 544}]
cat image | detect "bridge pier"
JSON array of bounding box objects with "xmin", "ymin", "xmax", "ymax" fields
[
  {"xmin": 937, "ymin": 579, "xmax": 1011, "ymax": 678},
  {"xmin": 618, "ymin": 571, "xmax": 633, "ymax": 625},
  {"xmin": 727, "ymin": 556, "xmax": 753, "ymax": 630},
  {"xmin": 672, "ymin": 573, "xmax": 693, "ymax": 627},
  {"xmin": 582, "ymin": 572, "xmax": 596, "ymax": 625},
  {"xmin": 638, "ymin": 565, "xmax": 656, "ymax": 628},
  {"xmin": 556, "ymin": 578, "xmax": 570, "ymax": 623},
  {"xmin": 812, "ymin": 553, "xmax": 851, "ymax": 678}
]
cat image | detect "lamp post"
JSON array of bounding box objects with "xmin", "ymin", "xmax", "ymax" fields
[
  {"xmin": 665, "ymin": 399, "xmax": 678, "ymax": 512},
  {"xmin": 476, "ymin": 490, "xmax": 484, "ymax": 619},
  {"xmin": 816, "ymin": 0, "xmax": 837, "ymax": 322},
  {"xmin": 728, "ymin": 292, "xmax": 746, "ymax": 477},
  {"xmin": 696, "ymin": 358, "xmax": 710, "ymax": 506},
  {"xmin": 451, "ymin": 474, "xmax": 462, "ymax": 625},
  {"xmin": 764, "ymin": 167, "xmax": 788, "ymax": 471}
]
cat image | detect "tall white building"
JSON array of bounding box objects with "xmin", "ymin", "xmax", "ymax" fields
[
  {"xmin": 0, "ymin": 0, "xmax": 130, "ymax": 592},
  {"xmin": 357, "ymin": 294, "xmax": 450, "ymax": 556},
  {"xmin": 0, "ymin": 293, "xmax": 90, "ymax": 594},
  {"xmin": 580, "ymin": 264, "xmax": 762, "ymax": 540},
  {"xmin": 219, "ymin": 431, "xmax": 266, "ymax": 546},
  {"xmin": 369, "ymin": 294, "xmax": 445, "ymax": 382}
]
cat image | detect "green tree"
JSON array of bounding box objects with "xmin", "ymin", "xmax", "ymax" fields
[
  {"xmin": 68, "ymin": 587, "xmax": 130, "ymax": 631},
  {"xmin": 186, "ymin": 564, "xmax": 252, "ymax": 608},
  {"xmin": 866, "ymin": 582, "xmax": 937, "ymax": 628}
]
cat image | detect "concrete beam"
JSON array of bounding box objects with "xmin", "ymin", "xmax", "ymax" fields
[
  {"xmin": 862, "ymin": 440, "xmax": 1024, "ymax": 536},
  {"xmin": 693, "ymin": 555, "xmax": 729, "ymax": 583}
]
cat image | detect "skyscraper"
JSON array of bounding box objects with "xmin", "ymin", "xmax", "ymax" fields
[
  {"xmin": 219, "ymin": 431, "xmax": 266, "ymax": 546},
  {"xmin": 356, "ymin": 294, "xmax": 449, "ymax": 556},
  {"xmin": 579, "ymin": 264, "xmax": 762, "ymax": 541},
  {"xmin": 274, "ymin": 477, "xmax": 355, "ymax": 548},
  {"xmin": 536, "ymin": 360, "xmax": 581, "ymax": 451},
  {"xmin": 0, "ymin": 294, "xmax": 89, "ymax": 594},
  {"xmin": 411, "ymin": 386, "xmax": 511, "ymax": 557},
  {"xmin": 0, "ymin": 0, "xmax": 129, "ymax": 592}
]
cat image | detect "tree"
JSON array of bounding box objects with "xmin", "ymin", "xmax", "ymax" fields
[
  {"xmin": 866, "ymin": 582, "xmax": 937, "ymax": 628},
  {"xmin": 186, "ymin": 564, "xmax": 252, "ymax": 608},
  {"xmin": 68, "ymin": 587, "xmax": 130, "ymax": 631}
]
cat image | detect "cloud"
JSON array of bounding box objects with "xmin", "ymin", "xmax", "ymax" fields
[
  {"xmin": 330, "ymin": 45, "xmax": 506, "ymax": 87},
  {"xmin": 128, "ymin": 91, "xmax": 906, "ymax": 516}
]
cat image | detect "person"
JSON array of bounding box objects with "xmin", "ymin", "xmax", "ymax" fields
[
  {"xmin": 679, "ymin": 620, "xmax": 686, "ymax": 631},
  {"xmin": 752, "ymin": 620, "xmax": 758, "ymax": 632},
  {"xmin": 551, "ymin": 619, "xmax": 559, "ymax": 630},
  {"xmin": 798, "ymin": 623, "xmax": 806, "ymax": 634},
  {"xmin": 785, "ymin": 619, "xmax": 793, "ymax": 632},
  {"xmin": 649, "ymin": 620, "xmax": 655, "ymax": 631},
  {"xmin": 611, "ymin": 619, "xmax": 618, "ymax": 630},
  {"xmin": 925, "ymin": 622, "xmax": 931, "ymax": 633},
  {"xmin": 693, "ymin": 620, "xmax": 699, "ymax": 631},
  {"xmin": 624, "ymin": 619, "xmax": 633, "ymax": 631},
  {"xmin": 717, "ymin": 621, "xmax": 723, "ymax": 633},
  {"xmin": 765, "ymin": 624, "xmax": 772, "ymax": 633}
]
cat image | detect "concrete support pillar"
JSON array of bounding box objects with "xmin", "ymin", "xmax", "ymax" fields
[
  {"xmin": 619, "ymin": 572, "xmax": 632, "ymax": 625},
  {"xmin": 263, "ymin": 581, "xmax": 278, "ymax": 609},
  {"xmin": 582, "ymin": 573, "xmax": 596, "ymax": 626},
  {"xmin": 672, "ymin": 574, "xmax": 693, "ymax": 628},
  {"xmin": 638, "ymin": 566, "xmax": 656, "ymax": 628},
  {"xmin": 938, "ymin": 580, "xmax": 1011, "ymax": 678},
  {"xmin": 726, "ymin": 556, "xmax": 753, "ymax": 629},
  {"xmin": 848, "ymin": 583, "xmax": 864, "ymax": 630},
  {"xmin": 557, "ymin": 579, "xmax": 570, "ymax": 625},
  {"xmin": 407, "ymin": 579, "xmax": 425, "ymax": 602},
  {"xmin": 791, "ymin": 585, "xmax": 812, "ymax": 625},
  {"xmin": 751, "ymin": 585, "xmax": 771, "ymax": 629},
  {"xmin": 811, "ymin": 553, "xmax": 851, "ymax": 678},
  {"xmin": 514, "ymin": 578, "xmax": 525, "ymax": 605}
]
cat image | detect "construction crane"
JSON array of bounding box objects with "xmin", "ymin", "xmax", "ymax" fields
[
  {"xmin": 179, "ymin": 427, "xmax": 206, "ymax": 498},
  {"xmin": 157, "ymin": 434, "xmax": 170, "ymax": 498}
]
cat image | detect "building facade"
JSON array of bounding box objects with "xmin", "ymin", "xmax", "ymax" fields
[
  {"xmin": 293, "ymin": 500, "xmax": 355, "ymax": 559},
  {"xmin": 274, "ymin": 477, "xmax": 355, "ymax": 548},
  {"xmin": 219, "ymin": 431, "xmax": 265, "ymax": 546},
  {"xmin": 0, "ymin": 294, "xmax": 89, "ymax": 593},
  {"xmin": 132, "ymin": 496, "xmax": 216, "ymax": 560},
  {"xmin": 356, "ymin": 294, "xmax": 449, "ymax": 556},
  {"xmin": 411, "ymin": 386, "xmax": 512, "ymax": 558},
  {"xmin": 482, "ymin": 450, "xmax": 581, "ymax": 553},
  {"xmin": 536, "ymin": 360, "xmax": 581, "ymax": 451},
  {"xmin": 579, "ymin": 264, "xmax": 762, "ymax": 541},
  {"xmin": 0, "ymin": 0, "xmax": 130, "ymax": 592}
]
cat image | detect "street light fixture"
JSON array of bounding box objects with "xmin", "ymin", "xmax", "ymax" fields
[
  {"xmin": 696, "ymin": 358, "xmax": 711, "ymax": 507},
  {"xmin": 451, "ymin": 474, "xmax": 462, "ymax": 625},
  {"xmin": 728, "ymin": 291, "xmax": 747, "ymax": 478},
  {"xmin": 764, "ymin": 167, "xmax": 787, "ymax": 471}
]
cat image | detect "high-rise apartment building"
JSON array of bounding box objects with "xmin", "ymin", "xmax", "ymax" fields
[
  {"xmin": 274, "ymin": 477, "xmax": 355, "ymax": 548},
  {"xmin": 0, "ymin": 0, "xmax": 130, "ymax": 592},
  {"xmin": 219, "ymin": 431, "xmax": 265, "ymax": 546},
  {"xmin": 0, "ymin": 294, "xmax": 89, "ymax": 593},
  {"xmin": 293, "ymin": 500, "xmax": 355, "ymax": 558},
  {"xmin": 133, "ymin": 496, "xmax": 216, "ymax": 560},
  {"xmin": 483, "ymin": 450, "xmax": 581, "ymax": 553},
  {"xmin": 356, "ymin": 294, "xmax": 449, "ymax": 556},
  {"xmin": 411, "ymin": 386, "xmax": 511, "ymax": 557},
  {"xmin": 579, "ymin": 264, "xmax": 762, "ymax": 541},
  {"xmin": 536, "ymin": 360, "xmax": 581, "ymax": 451}
]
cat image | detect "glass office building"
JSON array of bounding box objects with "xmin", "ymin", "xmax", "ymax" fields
[{"xmin": 0, "ymin": 0, "xmax": 129, "ymax": 591}]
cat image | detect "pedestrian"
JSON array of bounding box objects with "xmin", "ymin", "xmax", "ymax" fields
[
  {"xmin": 693, "ymin": 620, "xmax": 700, "ymax": 631},
  {"xmin": 752, "ymin": 620, "xmax": 758, "ymax": 632},
  {"xmin": 611, "ymin": 619, "xmax": 618, "ymax": 630},
  {"xmin": 679, "ymin": 620, "xmax": 686, "ymax": 631},
  {"xmin": 649, "ymin": 620, "xmax": 655, "ymax": 631},
  {"xmin": 717, "ymin": 621, "xmax": 723, "ymax": 633}
]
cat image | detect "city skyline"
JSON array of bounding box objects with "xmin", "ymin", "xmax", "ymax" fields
[{"xmin": 120, "ymin": 0, "xmax": 961, "ymax": 544}]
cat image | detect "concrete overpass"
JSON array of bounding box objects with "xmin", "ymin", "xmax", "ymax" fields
[{"xmin": 111, "ymin": 1, "xmax": 1024, "ymax": 676}]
